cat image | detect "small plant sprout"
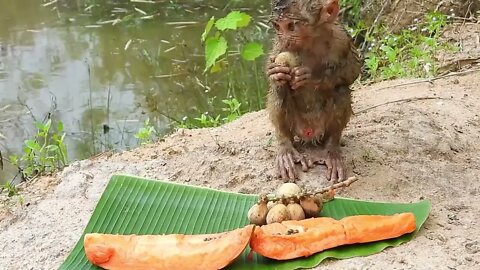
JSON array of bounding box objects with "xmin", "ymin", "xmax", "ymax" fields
[
  {"xmin": 11, "ymin": 118, "xmax": 68, "ymax": 180},
  {"xmin": 134, "ymin": 118, "xmax": 157, "ymax": 145}
]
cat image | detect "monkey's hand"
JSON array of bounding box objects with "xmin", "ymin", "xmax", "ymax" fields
[
  {"xmin": 290, "ymin": 66, "xmax": 312, "ymax": 90},
  {"xmin": 267, "ymin": 57, "xmax": 292, "ymax": 86},
  {"xmin": 276, "ymin": 146, "xmax": 312, "ymax": 181}
]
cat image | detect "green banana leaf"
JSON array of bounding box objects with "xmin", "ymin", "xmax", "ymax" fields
[{"xmin": 59, "ymin": 174, "xmax": 430, "ymax": 270}]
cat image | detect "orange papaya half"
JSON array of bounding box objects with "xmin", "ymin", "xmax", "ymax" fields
[
  {"xmin": 84, "ymin": 224, "xmax": 255, "ymax": 270},
  {"xmin": 250, "ymin": 213, "xmax": 416, "ymax": 260}
]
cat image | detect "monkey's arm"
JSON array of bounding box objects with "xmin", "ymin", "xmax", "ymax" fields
[
  {"xmin": 310, "ymin": 42, "xmax": 362, "ymax": 91},
  {"xmin": 332, "ymin": 41, "xmax": 363, "ymax": 86},
  {"xmin": 328, "ymin": 24, "xmax": 363, "ymax": 87}
]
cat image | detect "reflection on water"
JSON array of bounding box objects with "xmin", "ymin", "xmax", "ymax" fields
[{"xmin": 0, "ymin": 0, "xmax": 270, "ymax": 184}]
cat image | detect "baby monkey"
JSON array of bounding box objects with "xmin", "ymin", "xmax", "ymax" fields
[{"xmin": 266, "ymin": 0, "xmax": 362, "ymax": 182}]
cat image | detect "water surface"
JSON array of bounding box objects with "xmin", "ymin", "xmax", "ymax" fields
[{"xmin": 0, "ymin": 0, "xmax": 270, "ymax": 184}]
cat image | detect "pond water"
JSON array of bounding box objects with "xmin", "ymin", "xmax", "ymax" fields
[{"xmin": 0, "ymin": 0, "xmax": 270, "ymax": 184}]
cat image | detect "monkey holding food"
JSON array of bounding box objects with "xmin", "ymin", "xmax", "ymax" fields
[{"xmin": 265, "ymin": 0, "xmax": 362, "ymax": 182}]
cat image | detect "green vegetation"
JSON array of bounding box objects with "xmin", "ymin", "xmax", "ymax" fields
[
  {"xmin": 9, "ymin": 119, "xmax": 68, "ymax": 180},
  {"xmin": 201, "ymin": 11, "xmax": 264, "ymax": 73},
  {"xmin": 1, "ymin": 181, "xmax": 19, "ymax": 197},
  {"xmin": 340, "ymin": 0, "xmax": 362, "ymax": 23},
  {"xmin": 134, "ymin": 118, "xmax": 157, "ymax": 145},
  {"xmin": 178, "ymin": 98, "xmax": 243, "ymax": 128},
  {"xmin": 359, "ymin": 12, "xmax": 455, "ymax": 81}
]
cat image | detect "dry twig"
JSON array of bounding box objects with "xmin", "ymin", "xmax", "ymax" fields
[
  {"xmin": 261, "ymin": 176, "xmax": 358, "ymax": 203},
  {"xmin": 355, "ymin": 97, "xmax": 448, "ymax": 115},
  {"xmin": 315, "ymin": 176, "xmax": 358, "ymax": 195},
  {"xmin": 369, "ymin": 68, "xmax": 480, "ymax": 92}
]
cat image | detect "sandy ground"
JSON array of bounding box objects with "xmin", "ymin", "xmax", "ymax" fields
[{"xmin": 1, "ymin": 23, "xmax": 480, "ymax": 270}]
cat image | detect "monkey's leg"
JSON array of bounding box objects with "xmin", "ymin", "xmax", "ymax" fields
[
  {"xmin": 304, "ymin": 118, "xmax": 350, "ymax": 182},
  {"xmin": 268, "ymin": 98, "xmax": 311, "ymax": 181},
  {"xmin": 322, "ymin": 86, "xmax": 352, "ymax": 182}
]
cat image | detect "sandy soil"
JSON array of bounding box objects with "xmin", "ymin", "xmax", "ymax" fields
[{"xmin": 1, "ymin": 25, "xmax": 480, "ymax": 270}]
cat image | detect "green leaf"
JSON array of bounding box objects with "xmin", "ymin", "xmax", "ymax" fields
[
  {"xmin": 35, "ymin": 122, "xmax": 46, "ymax": 131},
  {"xmin": 60, "ymin": 175, "xmax": 430, "ymax": 270},
  {"xmin": 204, "ymin": 36, "xmax": 227, "ymax": 72},
  {"xmin": 215, "ymin": 11, "xmax": 251, "ymax": 31},
  {"xmin": 46, "ymin": 145, "xmax": 59, "ymax": 152},
  {"xmin": 57, "ymin": 121, "xmax": 64, "ymax": 132},
  {"xmin": 380, "ymin": 45, "xmax": 397, "ymax": 62},
  {"xmin": 240, "ymin": 42, "xmax": 264, "ymax": 61},
  {"xmin": 9, "ymin": 155, "xmax": 18, "ymax": 166},
  {"xmin": 25, "ymin": 140, "xmax": 39, "ymax": 150},
  {"xmin": 201, "ymin": 16, "xmax": 215, "ymax": 42},
  {"xmin": 365, "ymin": 54, "xmax": 379, "ymax": 73},
  {"xmin": 45, "ymin": 119, "xmax": 51, "ymax": 131},
  {"xmin": 235, "ymin": 12, "xmax": 251, "ymax": 28}
]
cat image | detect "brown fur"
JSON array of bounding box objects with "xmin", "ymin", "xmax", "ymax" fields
[{"xmin": 266, "ymin": 0, "xmax": 362, "ymax": 181}]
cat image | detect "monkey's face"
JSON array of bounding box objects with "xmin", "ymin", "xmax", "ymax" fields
[{"xmin": 271, "ymin": 18, "xmax": 312, "ymax": 51}]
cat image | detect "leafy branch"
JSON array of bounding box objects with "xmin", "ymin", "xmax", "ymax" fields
[{"xmin": 201, "ymin": 11, "xmax": 264, "ymax": 73}]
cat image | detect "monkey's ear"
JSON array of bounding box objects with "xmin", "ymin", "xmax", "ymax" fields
[{"xmin": 319, "ymin": 0, "xmax": 340, "ymax": 23}]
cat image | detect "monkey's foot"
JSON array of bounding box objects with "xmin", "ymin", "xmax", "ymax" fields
[
  {"xmin": 324, "ymin": 149, "xmax": 346, "ymax": 182},
  {"xmin": 306, "ymin": 148, "xmax": 346, "ymax": 182},
  {"xmin": 275, "ymin": 147, "xmax": 313, "ymax": 182}
]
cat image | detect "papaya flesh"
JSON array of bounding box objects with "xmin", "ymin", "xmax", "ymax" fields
[
  {"xmin": 341, "ymin": 213, "xmax": 417, "ymax": 244},
  {"xmin": 84, "ymin": 224, "xmax": 254, "ymax": 270},
  {"xmin": 250, "ymin": 213, "xmax": 416, "ymax": 260}
]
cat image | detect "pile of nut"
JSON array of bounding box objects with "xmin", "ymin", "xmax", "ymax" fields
[{"xmin": 247, "ymin": 183, "xmax": 334, "ymax": 225}]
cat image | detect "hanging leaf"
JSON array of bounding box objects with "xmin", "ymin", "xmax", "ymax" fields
[
  {"xmin": 204, "ymin": 36, "xmax": 228, "ymax": 72},
  {"xmin": 60, "ymin": 174, "xmax": 431, "ymax": 270},
  {"xmin": 57, "ymin": 121, "xmax": 64, "ymax": 132},
  {"xmin": 201, "ymin": 16, "xmax": 215, "ymax": 42},
  {"xmin": 240, "ymin": 42, "xmax": 264, "ymax": 61},
  {"xmin": 215, "ymin": 11, "xmax": 251, "ymax": 31}
]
